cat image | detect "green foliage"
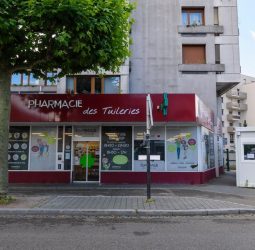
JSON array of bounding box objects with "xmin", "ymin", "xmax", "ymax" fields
[
  {"xmin": 0, "ymin": 0, "xmax": 134, "ymax": 78},
  {"xmin": 0, "ymin": 195, "xmax": 15, "ymax": 205}
]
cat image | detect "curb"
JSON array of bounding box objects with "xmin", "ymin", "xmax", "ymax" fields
[{"xmin": 1, "ymin": 208, "xmax": 255, "ymax": 217}]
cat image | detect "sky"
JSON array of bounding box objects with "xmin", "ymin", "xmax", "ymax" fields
[{"xmin": 238, "ymin": 0, "xmax": 255, "ymax": 77}]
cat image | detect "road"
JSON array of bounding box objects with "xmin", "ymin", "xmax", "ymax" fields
[{"xmin": 1, "ymin": 215, "xmax": 255, "ymax": 250}]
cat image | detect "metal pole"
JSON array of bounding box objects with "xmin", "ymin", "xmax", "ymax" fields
[
  {"xmin": 226, "ymin": 148, "xmax": 230, "ymax": 171},
  {"xmin": 146, "ymin": 133, "xmax": 151, "ymax": 200}
]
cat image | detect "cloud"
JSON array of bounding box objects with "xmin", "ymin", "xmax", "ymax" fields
[{"xmin": 251, "ymin": 30, "xmax": 255, "ymax": 41}]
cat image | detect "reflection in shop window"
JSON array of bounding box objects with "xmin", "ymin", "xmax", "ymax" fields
[
  {"xmin": 104, "ymin": 76, "xmax": 120, "ymax": 94},
  {"xmin": 244, "ymin": 144, "xmax": 255, "ymax": 160},
  {"xmin": 65, "ymin": 75, "xmax": 120, "ymax": 94}
]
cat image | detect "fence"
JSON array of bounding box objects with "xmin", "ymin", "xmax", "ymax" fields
[{"xmin": 224, "ymin": 149, "xmax": 236, "ymax": 171}]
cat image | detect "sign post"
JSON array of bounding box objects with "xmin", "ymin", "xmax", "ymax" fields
[{"xmin": 146, "ymin": 94, "xmax": 153, "ymax": 201}]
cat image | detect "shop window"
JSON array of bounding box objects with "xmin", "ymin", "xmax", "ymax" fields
[
  {"xmin": 244, "ymin": 144, "xmax": 255, "ymax": 160},
  {"xmin": 8, "ymin": 127, "xmax": 30, "ymax": 170},
  {"xmin": 182, "ymin": 8, "xmax": 204, "ymax": 26},
  {"xmin": 30, "ymin": 127, "xmax": 57, "ymax": 170},
  {"xmin": 73, "ymin": 126, "xmax": 99, "ymax": 139},
  {"xmin": 64, "ymin": 126, "xmax": 72, "ymax": 170},
  {"xmin": 201, "ymin": 128, "xmax": 215, "ymax": 170},
  {"xmin": 58, "ymin": 126, "xmax": 64, "ymax": 152},
  {"xmin": 66, "ymin": 75, "xmax": 120, "ymax": 94},
  {"xmin": 166, "ymin": 127, "xmax": 198, "ymax": 171},
  {"xmin": 182, "ymin": 45, "xmax": 206, "ymax": 64},
  {"xmin": 134, "ymin": 127, "xmax": 165, "ymax": 172},
  {"xmin": 101, "ymin": 126, "xmax": 132, "ymax": 171}
]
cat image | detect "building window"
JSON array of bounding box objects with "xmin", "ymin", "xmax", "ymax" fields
[
  {"xmin": 182, "ymin": 8, "xmax": 204, "ymax": 26},
  {"xmin": 244, "ymin": 144, "xmax": 255, "ymax": 160},
  {"xmin": 238, "ymin": 112, "xmax": 241, "ymax": 115},
  {"xmin": 215, "ymin": 44, "xmax": 220, "ymax": 64},
  {"xmin": 214, "ymin": 7, "xmax": 219, "ymax": 25},
  {"xmin": 11, "ymin": 72, "xmax": 56, "ymax": 86},
  {"xmin": 221, "ymin": 97, "xmax": 224, "ymax": 103},
  {"xmin": 229, "ymin": 123, "xmax": 233, "ymax": 126},
  {"xmin": 222, "ymin": 121, "xmax": 224, "ymax": 127},
  {"xmin": 222, "ymin": 109, "xmax": 224, "ymax": 115},
  {"xmin": 230, "ymin": 134, "xmax": 234, "ymax": 144},
  {"xmin": 66, "ymin": 75, "xmax": 120, "ymax": 94},
  {"xmin": 182, "ymin": 45, "xmax": 206, "ymax": 64}
]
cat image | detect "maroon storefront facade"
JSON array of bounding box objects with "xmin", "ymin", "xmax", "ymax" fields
[{"xmin": 8, "ymin": 93, "xmax": 223, "ymax": 184}]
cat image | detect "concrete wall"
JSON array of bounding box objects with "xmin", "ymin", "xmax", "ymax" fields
[
  {"xmin": 240, "ymin": 76, "xmax": 255, "ymax": 127},
  {"xmin": 130, "ymin": 0, "xmax": 240, "ymax": 120}
]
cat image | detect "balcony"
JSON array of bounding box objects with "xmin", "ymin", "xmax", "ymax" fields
[
  {"xmin": 227, "ymin": 126, "xmax": 235, "ymax": 133},
  {"xmin": 227, "ymin": 114, "xmax": 241, "ymax": 122},
  {"xmin": 179, "ymin": 64, "xmax": 225, "ymax": 73},
  {"xmin": 226, "ymin": 90, "xmax": 247, "ymax": 100},
  {"xmin": 226, "ymin": 102, "xmax": 247, "ymax": 111},
  {"xmin": 11, "ymin": 85, "xmax": 57, "ymax": 94},
  {"xmin": 178, "ymin": 25, "xmax": 224, "ymax": 34}
]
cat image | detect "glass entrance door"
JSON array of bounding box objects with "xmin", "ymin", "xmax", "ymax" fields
[{"xmin": 73, "ymin": 141, "xmax": 99, "ymax": 182}]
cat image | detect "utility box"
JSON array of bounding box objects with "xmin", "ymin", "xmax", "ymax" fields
[{"xmin": 236, "ymin": 127, "xmax": 255, "ymax": 187}]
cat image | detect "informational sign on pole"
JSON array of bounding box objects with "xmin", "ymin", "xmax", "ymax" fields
[{"xmin": 146, "ymin": 94, "xmax": 153, "ymax": 201}]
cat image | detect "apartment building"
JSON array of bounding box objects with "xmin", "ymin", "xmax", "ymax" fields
[
  {"xmin": 222, "ymin": 75, "xmax": 255, "ymax": 151},
  {"xmin": 8, "ymin": 0, "xmax": 240, "ymax": 184}
]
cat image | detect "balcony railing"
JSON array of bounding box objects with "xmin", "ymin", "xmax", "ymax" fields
[
  {"xmin": 227, "ymin": 126, "xmax": 235, "ymax": 133},
  {"xmin": 178, "ymin": 25, "xmax": 224, "ymax": 34},
  {"xmin": 226, "ymin": 90, "xmax": 247, "ymax": 100},
  {"xmin": 227, "ymin": 114, "xmax": 241, "ymax": 122},
  {"xmin": 11, "ymin": 85, "xmax": 57, "ymax": 94},
  {"xmin": 226, "ymin": 102, "xmax": 247, "ymax": 111}
]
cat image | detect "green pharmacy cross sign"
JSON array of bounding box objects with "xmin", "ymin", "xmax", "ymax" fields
[
  {"xmin": 159, "ymin": 93, "xmax": 168, "ymax": 116},
  {"xmin": 80, "ymin": 154, "xmax": 95, "ymax": 169}
]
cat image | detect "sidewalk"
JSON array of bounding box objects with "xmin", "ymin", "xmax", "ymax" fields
[{"xmin": 2, "ymin": 171, "xmax": 255, "ymax": 216}]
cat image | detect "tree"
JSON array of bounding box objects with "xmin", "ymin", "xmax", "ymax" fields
[{"xmin": 0, "ymin": 0, "xmax": 134, "ymax": 196}]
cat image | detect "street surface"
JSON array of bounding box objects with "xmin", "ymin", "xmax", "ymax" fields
[{"xmin": 0, "ymin": 215, "xmax": 255, "ymax": 250}]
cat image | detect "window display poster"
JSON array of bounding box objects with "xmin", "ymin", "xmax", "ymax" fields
[
  {"xmin": 101, "ymin": 126, "xmax": 132, "ymax": 171},
  {"xmin": 166, "ymin": 127, "xmax": 198, "ymax": 171},
  {"xmin": 8, "ymin": 127, "xmax": 30, "ymax": 170},
  {"xmin": 217, "ymin": 136, "xmax": 224, "ymax": 167},
  {"xmin": 209, "ymin": 132, "xmax": 215, "ymax": 168},
  {"xmin": 30, "ymin": 127, "xmax": 57, "ymax": 170},
  {"xmin": 134, "ymin": 140, "xmax": 165, "ymax": 171},
  {"xmin": 201, "ymin": 127, "xmax": 215, "ymax": 170}
]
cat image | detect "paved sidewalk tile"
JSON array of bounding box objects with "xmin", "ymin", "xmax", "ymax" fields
[{"xmin": 36, "ymin": 196, "xmax": 254, "ymax": 211}]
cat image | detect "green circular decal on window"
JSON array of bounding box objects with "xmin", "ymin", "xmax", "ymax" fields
[
  {"xmin": 112, "ymin": 155, "xmax": 128, "ymax": 165},
  {"xmin": 80, "ymin": 153, "xmax": 95, "ymax": 169},
  {"xmin": 167, "ymin": 144, "xmax": 176, "ymax": 152}
]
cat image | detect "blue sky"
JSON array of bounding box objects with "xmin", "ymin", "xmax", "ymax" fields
[{"xmin": 238, "ymin": 0, "xmax": 255, "ymax": 77}]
